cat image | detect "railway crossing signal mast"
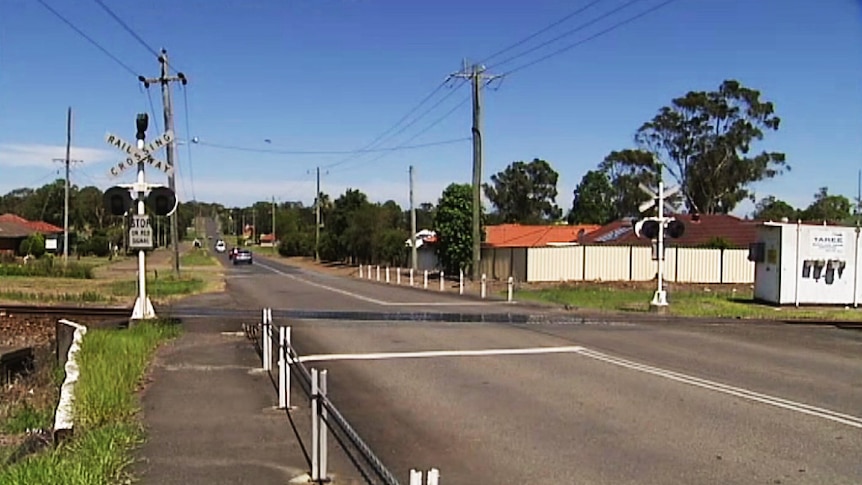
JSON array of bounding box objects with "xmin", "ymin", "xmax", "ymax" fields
[
  {"xmin": 102, "ymin": 114, "xmax": 177, "ymax": 322},
  {"xmin": 634, "ymin": 164, "xmax": 686, "ymax": 312}
]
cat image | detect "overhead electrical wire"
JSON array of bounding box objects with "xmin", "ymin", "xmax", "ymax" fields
[
  {"xmin": 478, "ymin": 0, "xmax": 610, "ymax": 65},
  {"xmin": 181, "ymin": 85, "xmax": 198, "ymax": 202},
  {"xmin": 194, "ymin": 137, "xmax": 470, "ymax": 156},
  {"xmin": 34, "ymin": 0, "xmax": 142, "ymax": 78},
  {"xmin": 500, "ymin": 0, "xmax": 682, "ymax": 76},
  {"xmin": 334, "ymin": 93, "xmax": 473, "ymax": 174},
  {"xmin": 91, "ymin": 0, "xmax": 183, "ymax": 72},
  {"xmin": 322, "ymin": 79, "xmax": 469, "ymax": 170},
  {"xmin": 487, "ymin": 0, "xmax": 652, "ymax": 71}
]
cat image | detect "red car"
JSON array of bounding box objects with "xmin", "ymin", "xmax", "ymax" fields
[{"xmin": 228, "ymin": 247, "xmax": 239, "ymax": 260}]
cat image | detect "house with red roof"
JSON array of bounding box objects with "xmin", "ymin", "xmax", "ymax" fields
[
  {"xmin": 0, "ymin": 214, "xmax": 64, "ymax": 254},
  {"xmin": 581, "ymin": 214, "xmax": 760, "ymax": 248},
  {"xmin": 483, "ymin": 223, "xmax": 601, "ymax": 248}
]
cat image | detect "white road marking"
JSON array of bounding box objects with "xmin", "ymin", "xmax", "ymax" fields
[
  {"xmin": 575, "ymin": 348, "xmax": 862, "ymax": 429},
  {"xmin": 296, "ymin": 343, "xmax": 862, "ymax": 429},
  {"xmin": 298, "ymin": 345, "xmax": 587, "ymax": 363},
  {"xmin": 255, "ymin": 261, "xmax": 494, "ymax": 307}
]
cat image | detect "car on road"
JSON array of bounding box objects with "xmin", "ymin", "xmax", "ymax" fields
[
  {"xmin": 215, "ymin": 240, "xmax": 226, "ymax": 253},
  {"xmin": 233, "ymin": 249, "xmax": 253, "ymax": 265},
  {"xmin": 229, "ymin": 247, "xmax": 239, "ymax": 259}
]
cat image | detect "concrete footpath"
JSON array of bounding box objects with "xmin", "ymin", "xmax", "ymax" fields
[{"xmin": 133, "ymin": 292, "xmax": 326, "ymax": 484}]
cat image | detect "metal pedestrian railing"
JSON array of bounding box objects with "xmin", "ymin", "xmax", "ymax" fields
[{"xmin": 243, "ymin": 308, "xmax": 440, "ymax": 485}]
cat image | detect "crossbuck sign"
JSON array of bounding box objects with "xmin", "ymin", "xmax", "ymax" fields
[{"xmin": 105, "ymin": 130, "xmax": 175, "ymax": 177}]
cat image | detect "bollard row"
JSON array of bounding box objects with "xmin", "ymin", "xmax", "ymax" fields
[{"xmin": 356, "ymin": 264, "xmax": 515, "ymax": 302}]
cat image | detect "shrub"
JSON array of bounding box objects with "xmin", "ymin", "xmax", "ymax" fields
[
  {"xmin": 0, "ymin": 259, "xmax": 93, "ymax": 279},
  {"xmin": 18, "ymin": 234, "xmax": 45, "ymax": 258},
  {"xmin": 88, "ymin": 235, "xmax": 110, "ymax": 257}
]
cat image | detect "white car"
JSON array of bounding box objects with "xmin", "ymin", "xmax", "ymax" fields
[{"xmin": 214, "ymin": 240, "xmax": 226, "ymax": 253}]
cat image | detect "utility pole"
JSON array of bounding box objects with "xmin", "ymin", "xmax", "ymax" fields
[
  {"xmin": 52, "ymin": 107, "xmax": 82, "ymax": 263},
  {"xmin": 140, "ymin": 48, "xmax": 187, "ymax": 276},
  {"xmin": 315, "ymin": 166, "xmax": 321, "ymax": 261},
  {"xmin": 409, "ymin": 165, "xmax": 417, "ymax": 271},
  {"xmin": 271, "ymin": 195, "xmax": 277, "ymax": 251},
  {"xmin": 452, "ymin": 60, "xmax": 501, "ymax": 281}
]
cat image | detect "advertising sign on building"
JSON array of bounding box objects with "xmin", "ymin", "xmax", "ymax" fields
[{"xmin": 810, "ymin": 230, "xmax": 845, "ymax": 257}]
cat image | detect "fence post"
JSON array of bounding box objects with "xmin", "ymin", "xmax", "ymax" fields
[
  {"xmin": 262, "ymin": 308, "xmax": 271, "ymax": 371},
  {"xmin": 386, "ymin": 266, "xmax": 390, "ymax": 283},
  {"xmin": 459, "ymin": 269, "xmax": 464, "ymax": 295},
  {"xmin": 427, "ymin": 468, "xmax": 440, "ymax": 485},
  {"xmin": 507, "ymin": 276, "xmax": 514, "ymax": 303},
  {"xmin": 410, "ymin": 470, "xmax": 423, "ymax": 485},
  {"xmin": 397, "ymin": 267, "xmax": 401, "ymax": 285},
  {"xmin": 423, "ymin": 270, "xmax": 428, "ymax": 289},
  {"xmin": 320, "ymin": 369, "xmax": 328, "ymax": 480},
  {"xmin": 311, "ymin": 368, "xmax": 320, "ymax": 480},
  {"xmin": 481, "ymin": 273, "xmax": 487, "ymax": 299},
  {"xmin": 278, "ymin": 326, "xmax": 290, "ymax": 409}
]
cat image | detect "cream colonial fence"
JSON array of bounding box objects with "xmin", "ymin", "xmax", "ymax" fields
[{"xmin": 479, "ymin": 245, "xmax": 753, "ymax": 284}]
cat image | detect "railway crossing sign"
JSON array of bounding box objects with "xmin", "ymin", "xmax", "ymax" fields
[
  {"xmin": 128, "ymin": 214, "xmax": 154, "ymax": 249},
  {"xmin": 105, "ymin": 130, "xmax": 175, "ymax": 178},
  {"xmin": 638, "ymin": 182, "xmax": 678, "ymax": 214}
]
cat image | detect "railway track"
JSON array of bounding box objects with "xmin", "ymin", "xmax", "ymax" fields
[{"xmin": 0, "ymin": 304, "xmax": 133, "ymax": 318}]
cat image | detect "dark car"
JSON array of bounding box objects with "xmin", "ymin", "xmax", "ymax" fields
[{"xmin": 233, "ymin": 249, "xmax": 253, "ymax": 265}]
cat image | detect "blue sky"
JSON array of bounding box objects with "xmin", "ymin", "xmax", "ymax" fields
[{"xmin": 1, "ymin": 0, "xmax": 860, "ymax": 218}]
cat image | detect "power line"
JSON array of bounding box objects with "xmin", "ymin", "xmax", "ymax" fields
[
  {"xmin": 145, "ymin": 87, "xmax": 162, "ymax": 133},
  {"xmin": 34, "ymin": 0, "xmax": 141, "ymax": 78},
  {"xmin": 92, "ymin": 0, "xmax": 159, "ymax": 58},
  {"xmin": 323, "ymin": 79, "xmax": 469, "ymax": 170},
  {"xmin": 335, "ymin": 94, "xmax": 472, "ymax": 174},
  {"xmin": 194, "ymin": 137, "xmax": 470, "ymax": 156},
  {"xmin": 487, "ymin": 0, "xmax": 652, "ymax": 71},
  {"xmin": 478, "ymin": 0, "xmax": 610, "ymax": 65},
  {"xmin": 501, "ymin": 0, "xmax": 682, "ymax": 76}
]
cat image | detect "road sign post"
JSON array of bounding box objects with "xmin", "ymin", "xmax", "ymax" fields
[{"xmin": 103, "ymin": 114, "xmax": 176, "ymax": 322}]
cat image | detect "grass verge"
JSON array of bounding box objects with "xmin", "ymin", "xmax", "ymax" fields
[
  {"xmin": 179, "ymin": 249, "xmax": 217, "ymax": 267},
  {"xmin": 0, "ymin": 320, "xmax": 180, "ymax": 484},
  {"xmin": 516, "ymin": 283, "xmax": 862, "ymax": 321},
  {"xmin": 110, "ymin": 276, "xmax": 205, "ymax": 299}
]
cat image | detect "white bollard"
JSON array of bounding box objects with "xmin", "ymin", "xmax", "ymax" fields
[
  {"xmin": 320, "ymin": 369, "xmax": 328, "ymax": 480},
  {"xmin": 311, "ymin": 369, "xmax": 320, "ymax": 480},
  {"xmin": 410, "ymin": 470, "xmax": 423, "ymax": 485},
  {"xmin": 386, "ymin": 266, "xmax": 390, "ymax": 283},
  {"xmin": 507, "ymin": 276, "xmax": 514, "ymax": 302},
  {"xmin": 368, "ymin": 266, "xmax": 372, "ymax": 279},
  {"xmin": 359, "ymin": 264, "xmax": 363, "ymax": 278},
  {"xmin": 481, "ymin": 273, "xmax": 487, "ymax": 299},
  {"xmin": 397, "ymin": 267, "xmax": 401, "ymax": 285},
  {"xmin": 278, "ymin": 326, "xmax": 290, "ymax": 409},
  {"xmin": 459, "ymin": 269, "xmax": 464, "ymax": 295},
  {"xmin": 410, "ymin": 268, "xmax": 414, "ymax": 286},
  {"xmin": 423, "ymin": 270, "xmax": 428, "ymax": 289},
  {"xmin": 376, "ymin": 265, "xmax": 381, "ymax": 281},
  {"xmin": 427, "ymin": 468, "xmax": 440, "ymax": 485},
  {"xmin": 439, "ymin": 271, "xmax": 445, "ymax": 291},
  {"xmin": 262, "ymin": 308, "xmax": 272, "ymax": 371}
]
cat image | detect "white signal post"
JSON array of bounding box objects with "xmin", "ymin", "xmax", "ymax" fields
[
  {"xmin": 639, "ymin": 180, "xmax": 679, "ymax": 311},
  {"xmin": 105, "ymin": 121, "xmax": 175, "ymax": 322}
]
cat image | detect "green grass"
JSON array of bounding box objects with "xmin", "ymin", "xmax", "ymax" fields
[
  {"xmin": 109, "ymin": 276, "xmax": 204, "ymax": 299},
  {"xmin": 0, "ymin": 321, "xmax": 180, "ymax": 484},
  {"xmin": 0, "ymin": 259, "xmax": 93, "ymax": 279},
  {"xmin": 516, "ymin": 284, "xmax": 862, "ymax": 321},
  {"xmin": 0, "ymin": 403, "xmax": 54, "ymax": 434},
  {"xmin": 180, "ymin": 249, "xmax": 217, "ymax": 267}
]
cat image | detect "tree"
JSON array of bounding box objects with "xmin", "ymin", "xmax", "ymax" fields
[
  {"xmin": 752, "ymin": 196, "xmax": 797, "ymax": 221},
  {"xmin": 598, "ymin": 149, "xmax": 658, "ymax": 219},
  {"xmin": 613, "ymin": 80, "xmax": 786, "ymax": 214},
  {"xmin": 799, "ymin": 187, "xmax": 851, "ymax": 223},
  {"xmin": 434, "ymin": 183, "xmax": 476, "ymax": 275},
  {"xmin": 484, "ymin": 158, "xmax": 562, "ymax": 223},
  {"xmin": 568, "ymin": 170, "xmax": 615, "ymax": 225}
]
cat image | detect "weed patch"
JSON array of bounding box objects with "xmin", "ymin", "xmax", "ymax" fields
[
  {"xmin": 180, "ymin": 249, "xmax": 217, "ymax": 267},
  {"xmin": 0, "ymin": 259, "xmax": 93, "ymax": 279},
  {"xmin": 109, "ymin": 276, "xmax": 204, "ymax": 299},
  {"xmin": 0, "ymin": 320, "xmax": 180, "ymax": 484}
]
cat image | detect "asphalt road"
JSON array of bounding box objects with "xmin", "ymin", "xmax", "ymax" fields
[{"xmin": 201, "ymin": 238, "xmax": 862, "ymax": 484}]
